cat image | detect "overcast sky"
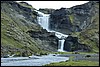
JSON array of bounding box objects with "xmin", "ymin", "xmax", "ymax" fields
[{"xmin": 17, "ymin": 1, "xmax": 89, "ymax": 10}]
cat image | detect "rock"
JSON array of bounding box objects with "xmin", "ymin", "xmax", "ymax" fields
[
  {"xmin": 27, "ymin": 29, "xmax": 58, "ymax": 51},
  {"xmin": 3, "ymin": 55, "xmax": 9, "ymax": 58},
  {"xmin": 85, "ymin": 55, "xmax": 91, "ymax": 57},
  {"xmin": 49, "ymin": 1, "xmax": 99, "ymax": 52},
  {"xmin": 38, "ymin": 8, "xmax": 55, "ymax": 14},
  {"xmin": 64, "ymin": 36, "xmax": 91, "ymax": 52}
]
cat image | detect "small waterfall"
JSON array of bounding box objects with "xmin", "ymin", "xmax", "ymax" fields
[
  {"xmin": 58, "ymin": 39, "xmax": 65, "ymax": 52},
  {"xmin": 36, "ymin": 10, "xmax": 68, "ymax": 52},
  {"xmin": 54, "ymin": 31, "xmax": 68, "ymax": 52}
]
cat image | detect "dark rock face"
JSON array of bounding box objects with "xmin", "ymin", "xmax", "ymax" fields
[
  {"xmin": 27, "ymin": 29, "xmax": 58, "ymax": 51},
  {"xmin": 49, "ymin": 8, "xmax": 72, "ymax": 34},
  {"xmin": 38, "ymin": 8, "xmax": 55, "ymax": 14},
  {"xmin": 49, "ymin": 1, "xmax": 99, "ymax": 52},
  {"xmin": 50, "ymin": 1, "xmax": 99, "ymax": 33},
  {"xmin": 64, "ymin": 36, "xmax": 91, "ymax": 52},
  {"xmin": 49, "ymin": 2, "xmax": 93, "ymax": 34}
]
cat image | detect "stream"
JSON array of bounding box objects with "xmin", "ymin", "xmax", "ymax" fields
[{"xmin": 1, "ymin": 54, "xmax": 69, "ymax": 66}]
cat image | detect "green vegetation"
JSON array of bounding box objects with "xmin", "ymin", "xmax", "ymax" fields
[
  {"xmin": 78, "ymin": 13, "xmax": 99, "ymax": 52},
  {"xmin": 1, "ymin": 1, "xmax": 43, "ymax": 57},
  {"xmin": 69, "ymin": 2, "xmax": 99, "ymax": 53},
  {"xmin": 69, "ymin": 14, "xmax": 74, "ymax": 24},
  {"xmin": 44, "ymin": 54, "xmax": 99, "ymax": 66},
  {"xmin": 17, "ymin": 2, "xmax": 34, "ymax": 9},
  {"xmin": 71, "ymin": 14, "xmax": 99, "ymax": 52},
  {"xmin": 71, "ymin": 32, "xmax": 80, "ymax": 37},
  {"xmin": 51, "ymin": 51, "xmax": 97, "ymax": 55},
  {"xmin": 51, "ymin": 52, "xmax": 73, "ymax": 54},
  {"xmin": 1, "ymin": 1, "xmax": 99, "ymax": 58},
  {"xmin": 44, "ymin": 60, "xmax": 99, "ymax": 66}
]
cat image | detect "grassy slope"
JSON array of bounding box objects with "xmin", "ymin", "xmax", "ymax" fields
[
  {"xmin": 1, "ymin": 1, "xmax": 43, "ymax": 56},
  {"xmin": 78, "ymin": 3, "xmax": 99, "ymax": 52}
]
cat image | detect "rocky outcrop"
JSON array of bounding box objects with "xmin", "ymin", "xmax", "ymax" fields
[
  {"xmin": 27, "ymin": 29, "xmax": 58, "ymax": 51},
  {"xmin": 49, "ymin": 8, "xmax": 73, "ymax": 34},
  {"xmin": 49, "ymin": 1, "xmax": 99, "ymax": 52},
  {"xmin": 39, "ymin": 8, "xmax": 55, "ymax": 14},
  {"xmin": 64, "ymin": 36, "xmax": 91, "ymax": 52}
]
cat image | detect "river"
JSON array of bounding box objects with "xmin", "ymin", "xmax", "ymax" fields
[{"xmin": 1, "ymin": 54, "xmax": 69, "ymax": 66}]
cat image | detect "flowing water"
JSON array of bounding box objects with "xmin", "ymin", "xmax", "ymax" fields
[
  {"xmin": 37, "ymin": 14, "xmax": 50, "ymax": 31},
  {"xmin": 36, "ymin": 10, "xmax": 68, "ymax": 52},
  {"xmin": 58, "ymin": 39, "xmax": 65, "ymax": 52},
  {"xmin": 1, "ymin": 55, "xmax": 69, "ymax": 66}
]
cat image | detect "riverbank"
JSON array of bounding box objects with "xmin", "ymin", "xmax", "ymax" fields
[
  {"xmin": 44, "ymin": 53, "xmax": 99, "ymax": 66},
  {"xmin": 44, "ymin": 60, "xmax": 99, "ymax": 66}
]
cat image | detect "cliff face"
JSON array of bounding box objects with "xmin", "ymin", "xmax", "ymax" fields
[
  {"xmin": 1, "ymin": 1, "xmax": 58, "ymax": 57},
  {"xmin": 49, "ymin": 1, "xmax": 99, "ymax": 52},
  {"xmin": 38, "ymin": 8, "xmax": 55, "ymax": 14}
]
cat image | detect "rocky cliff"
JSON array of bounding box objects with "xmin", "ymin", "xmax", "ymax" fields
[
  {"xmin": 49, "ymin": 1, "xmax": 99, "ymax": 52},
  {"xmin": 38, "ymin": 8, "xmax": 55, "ymax": 14},
  {"xmin": 1, "ymin": 1, "xmax": 58, "ymax": 57}
]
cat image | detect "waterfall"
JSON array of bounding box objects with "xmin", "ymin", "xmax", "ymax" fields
[
  {"xmin": 58, "ymin": 39, "xmax": 65, "ymax": 52},
  {"xmin": 35, "ymin": 10, "xmax": 50, "ymax": 31},
  {"xmin": 37, "ymin": 14, "xmax": 50, "ymax": 31},
  {"xmin": 55, "ymin": 32, "xmax": 68, "ymax": 52},
  {"xmin": 36, "ymin": 10, "xmax": 68, "ymax": 52}
]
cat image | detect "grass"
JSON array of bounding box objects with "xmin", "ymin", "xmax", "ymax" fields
[
  {"xmin": 50, "ymin": 51, "xmax": 97, "ymax": 55},
  {"xmin": 44, "ymin": 60, "xmax": 99, "ymax": 66},
  {"xmin": 51, "ymin": 52, "xmax": 73, "ymax": 54},
  {"xmin": 1, "ymin": 3, "xmax": 42, "ymax": 57},
  {"xmin": 69, "ymin": 14, "xmax": 74, "ymax": 24},
  {"xmin": 44, "ymin": 51, "xmax": 99, "ymax": 66},
  {"xmin": 44, "ymin": 56, "xmax": 99, "ymax": 66},
  {"xmin": 17, "ymin": 2, "xmax": 33, "ymax": 9}
]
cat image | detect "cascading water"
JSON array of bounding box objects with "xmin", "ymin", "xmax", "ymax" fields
[
  {"xmin": 58, "ymin": 39, "xmax": 65, "ymax": 52},
  {"xmin": 35, "ymin": 10, "xmax": 50, "ymax": 31},
  {"xmin": 36, "ymin": 10, "xmax": 68, "ymax": 52},
  {"xmin": 37, "ymin": 14, "xmax": 50, "ymax": 31}
]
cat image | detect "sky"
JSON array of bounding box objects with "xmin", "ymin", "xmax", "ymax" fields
[{"xmin": 16, "ymin": 1, "xmax": 89, "ymax": 10}]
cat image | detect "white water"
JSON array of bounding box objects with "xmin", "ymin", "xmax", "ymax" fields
[
  {"xmin": 36, "ymin": 10, "xmax": 68, "ymax": 52},
  {"xmin": 1, "ymin": 55, "xmax": 69, "ymax": 66},
  {"xmin": 58, "ymin": 39, "xmax": 65, "ymax": 52},
  {"xmin": 35, "ymin": 10, "xmax": 50, "ymax": 31},
  {"xmin": 37, "ymin": 14, "xmax": 50, "ymax": 31}
]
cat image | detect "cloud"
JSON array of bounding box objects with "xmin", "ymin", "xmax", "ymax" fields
[{"xmin": 16, "ymin": 1, "xmax": 89, "ymax": 9}]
